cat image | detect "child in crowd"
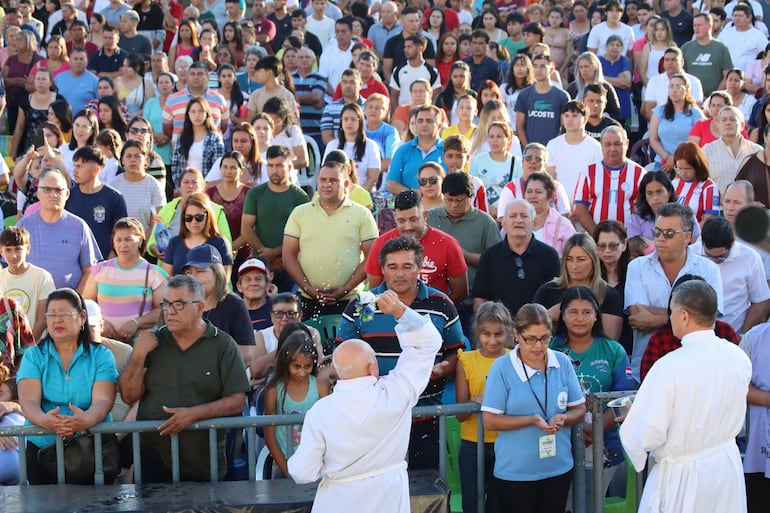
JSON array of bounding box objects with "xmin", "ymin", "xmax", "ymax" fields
[
  {"xmin": 456, "ymin": 302, "xmax": 513, "ymax": 513},
  {"xmin": 95, "ymin": 129, "xmax": 123, "ymax": 184},
  {"xmin": 263, "ymin": 331, "xmax": 329, "ymax": 479},
  {"xmin": 443, "ymin": 135, "xmax": 489, "ymax": 213},
  {"xmin": 13, "ymin": 148, "xmax": 64, "ymax": 218},
  {"xmin": 0, "ymin": 226, "xmax": 54, "ymax": 341}
]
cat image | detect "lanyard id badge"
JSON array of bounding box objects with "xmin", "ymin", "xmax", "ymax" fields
[{"xmin": 539, "ymin": 434, "xmax": 556, "ymax": 458}]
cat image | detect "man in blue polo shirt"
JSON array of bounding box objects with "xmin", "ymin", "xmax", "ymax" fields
[
  {"xmin": 336, "ymin": 236, "xmax": 467, "ymax": 471},
  {"xmin": 387, "ymin": 105, "xmax": 444, "ymax": 194}
]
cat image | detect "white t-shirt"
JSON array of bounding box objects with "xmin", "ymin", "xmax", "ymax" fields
[
  {"xmin": 587, "ymin": 22, "xmax": 635, "ymax": 55},
  {"xmin": 323, "ymin": 139, "xmax": 382, "ymax": 188},
  {"xmin": 187, "ymin": 140, "xmax": 204, "ymax": 173},
  {"xmin": 643, "ymin": 71, "xmax": 705, "ymax": 107},
  {"xmin": 389, "ymin": 62, "xmax": 442, "ymax": 106},
  {"xmin": 725, "ymin": 0, "xmax": 764, "ymax": 19},
  {"xmin": 306, "ymin": 16, "xmax": 336, "ymax": 47},
  {"xmin": 718, "ymin": 26, "xmax": 769, "ymax": 71},
  {"xmin": 546, "ymin": 134, "xmax": 603, "ymax": 200}
]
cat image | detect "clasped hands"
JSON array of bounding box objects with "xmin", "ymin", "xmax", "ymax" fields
[{"xmin": 533, "ymin": 413, "xmax": 567, "ymax": 434}]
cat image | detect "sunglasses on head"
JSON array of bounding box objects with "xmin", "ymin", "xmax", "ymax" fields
[
  {"xmin": 184, "ymin": 213, "xmax": 207, "ymax": 223},
  {"xmin": 419, "ymin": 176, "xmax": 439, "ymax": 186}
]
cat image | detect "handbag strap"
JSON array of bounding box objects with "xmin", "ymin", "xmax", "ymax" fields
[
  {"xmin": 138, "ymin": 263, "xmax": 151, "ymax": 318},
  {"xmin": 552, "ymin": 212, "xmax": 563, "ymax": 248},
  {"xmin": 507, "ymin": 156, "xmax": 516, "ymax": 184}
]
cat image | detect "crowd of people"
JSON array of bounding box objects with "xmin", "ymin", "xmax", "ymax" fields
[{"xmin": 0, "ymin": 0, "xmax": 766, "ymax": 512}]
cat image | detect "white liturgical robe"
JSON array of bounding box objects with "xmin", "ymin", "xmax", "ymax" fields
[
  {"xmin": 620, "ymin": 329, "xmax": 752, "ymax": 513},
  {"xmin": 288, "ymin": 308, "xmax": 442, "ymax": 513}
]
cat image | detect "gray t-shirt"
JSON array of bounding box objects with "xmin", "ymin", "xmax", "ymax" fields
[{"xmin": 515, "ymin": 85, "xmax": 571, "ymax": 145}]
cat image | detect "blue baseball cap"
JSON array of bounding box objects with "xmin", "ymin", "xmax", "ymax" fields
[{"xmin": 183, "ymin": 244, "xmax": 223, "ymax": 270}]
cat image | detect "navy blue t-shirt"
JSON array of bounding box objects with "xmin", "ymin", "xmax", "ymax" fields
[
  {"xmin": 164, "ymin": 235, "xmax": 233, "ymax": 276},
  {"xmin": 65, "ymin": 184, "xmax": 128, "ymax": 258}
]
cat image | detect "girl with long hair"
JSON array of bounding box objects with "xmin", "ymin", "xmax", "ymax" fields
[
  {"xmin": 725, "ymin": 68, "xmax": 757, "ymax": 122},
  {"xmin": 217, "ymin": 63, "xmax": 248, "ymax": 147},
  {"xmin": 435, "ymin": 32, "xmax": 461, "ymax": 87},
  {"xmin": 501, "ymin": 54, "xmax": 535, "ymax": 126},
  {"xmin": 206, "ymin": 121, "xmax": 263, "ymax": 185},
  {"xmin": 98, "ymin": 95, "xmax": 128, "ymax": 139},
  {"xmin": 222, "ymin": 21, "xmax": 245, "ymax": 68},
  {"xmin": 206, "ymin": 151, "xmax": 253, "ymax": 272},
  {"xmin": 441, "ymin": 94, "xmax": 477, "ymax": 141},
  {"xmin": 534, "ymin": 233, "xmax": 624, "ymax": 341},
  {"xmin": 117, "ymin": 53, "xmax": 155, "ymax": 116},
  {"xmin": 435, "ymin": 61, "xmax": 476, "ymax": 125},
  {"xmin": 626, "ymin": 171, "xmax": 684, "ymax": 242},
  {"xmin": 58, "ymin": 109, "xmax": 98, "ymax": 174},
  {"xmin": 263, "ymin": 330, "xmax": 329, "ymax": 479},
  {"xmin": 142, "ymin": 72, "xmax": 176, "ymax": 175},
  {"xmin": 47, "ymin": 99, "xmax": 72, "ymax": 142},
  {"xmin": 262, "ymin": 96, "xmax": 308, "ymax": 170},
  {"xmin": 171, "ymin": 96, "xmax": 225, "ymax": 185},
  {"xmin": 426, "ymin": 8, "xmax": 447, "ymax": 47},
  {"xmin": 323, "ymin": 103, "xmax": 381, "ymax": 191},
  {"xmin": 162, "ymin": 191, "xmax": 233, "ymax": 277},
  {"xmin": 469, "ymin": 99, "xmax": 522, "ymax": 158},
  {"xmin": 671, "ymin": 141, "xmax": 720, "ymax": 224},
  {"xmin": 639, "ymin": 18, "xmax": 673, "ymax": 85},
  {"xmin": 27, "ymin": 35, "xmax": 69, "ymax": 88},
  {"xmin": 544, "ymin": 7, "xmax": 572, "ymax": 76},
  {"xmin": 478, "ymin": 8, "xmax": 505, "ymax": 42}
]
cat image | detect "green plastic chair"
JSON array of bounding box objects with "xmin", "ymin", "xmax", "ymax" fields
[
  {"xmin": 3, "ymin": 214, "xmax": 16, "ymax": 227},
  {"xmin": 445, "ymin": 416, "xmax": 463, "ymax": 513},
  {"xmin": 304, "ymin": 314, "xmax": 342, "ymax": 355},
  {"xmin": 604, "ymin": 457, "xmax": 638, "ymax": 513}
]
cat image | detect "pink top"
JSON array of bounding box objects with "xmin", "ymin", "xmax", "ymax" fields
[{"xmin": 30, "ymin": 60, "xmax": 70, "ymax": 77}]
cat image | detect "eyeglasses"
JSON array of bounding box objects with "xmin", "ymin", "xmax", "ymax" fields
[
  {"xmin": 702, "ymin": 248, "xmax": 730, "ymax": 263},
  {"xmin": 271, "ymin": 310, "xmax": 300, "ymax": 319},
  {"xmin": 445, "ymin": 196, "xmax": 471, "ymax": 205},
  {"xmin": 518, "ymin": 334, "xmax": 551, "ymax": 345},
  {"xmin": 160, "ymin": 300, "xmax": 201, "ymax": 312},
  {"xmin": 652, "ymin": 227, "xmax": 688, "ymax": 239},
  {"xmin": 523, "ymin": 155, "xmax": 543, "ymax": 162},
  {"xmin": 419, "ymin": 176, "xmax": 439, "ymax": 186},
  {"xmin": 515, "ymin": 256, "xmax": 525, "ymax": 280},
  {"xmin": 45, "ymin": 311, "xmax": 81, "ymax": 320},
  {"xmin": 597, "ymin": 242, "xmax": 621, "ymax": 251},
  {"xmin": 129, "ymin": 127, "xmax": 150, "ymax": 135},
  {"xmin": 184, "ymin": 213, "xmax": 207, "ymax": 223},
  {"xmin": 39, "ymin": 186, "xmax": 66, "ymax": 195}
]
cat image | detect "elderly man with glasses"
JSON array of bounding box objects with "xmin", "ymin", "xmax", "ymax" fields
[{"xmin": 120, "ymin": 274, "xmax": 250, "ymax": 482}]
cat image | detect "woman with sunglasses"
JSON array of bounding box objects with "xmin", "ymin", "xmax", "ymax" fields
[
  {"xmin": 417, "ymin": 162, "xmax": 445, "ymax": 210},
  {"xmin": 83, "ymin": 217, "xmax": 167, "ymax": 342},
  {"xmin": 147, "ymin": 168, "xmax": 231, "ymax": 260},
  {"xmin": 481, "ymin": 303, "xmax": 585, "ymax": 513},
  {"xmin": 549, "ymin": 286, "xmax": 634, "ymax": 513},
  {"xmin": 162, "ymin": 192, "xmax": 233, "ymax": 278},
  {"xmin": 534, "ymin": 233, "xmax": 624, "ymax": 341}
]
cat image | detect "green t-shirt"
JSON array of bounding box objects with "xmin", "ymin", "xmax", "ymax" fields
[
  {"xmin": 243, "ymin": 183, "xmax": 309, "ymax": 253},
  {"xmin": 500, "ymin": 37, "xmax": 526, "ymax": 57},
  {"xmin": 137, "ymin": 322, "xmax": 251, "ymax": 481},
  {"xmin": 681, "ymin": 39, "xmax": 733, "ymax": 96}
]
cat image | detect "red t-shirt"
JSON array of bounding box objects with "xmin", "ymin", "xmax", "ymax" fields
[
  {"xmin": 162, "ymin": 1, "xmax": 184, "ymax": 52},
  {"xmin": 333, "ymin": 75, "xmax": 390, "ymax": 101},
  {"xmin": 423, "ymin": 7, "xmax": 460, "ymax": 32},
  {"xmin": 365, "ymin": 226, "xmax": 468, "ymax": 295}
]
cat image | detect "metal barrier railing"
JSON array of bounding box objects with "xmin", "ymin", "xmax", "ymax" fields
[{"xmin": 0, "ymin": 399, "xmax": 639, "ymax": 513}]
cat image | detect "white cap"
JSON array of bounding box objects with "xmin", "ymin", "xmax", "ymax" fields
[{"xmin": 84, "ymin": 299, "xmax": 102, "ymax": 327}]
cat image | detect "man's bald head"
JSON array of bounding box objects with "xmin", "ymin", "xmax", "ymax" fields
[{"xmin": 333, "ymin": 339, "xmax": 379, "ymax": 379}]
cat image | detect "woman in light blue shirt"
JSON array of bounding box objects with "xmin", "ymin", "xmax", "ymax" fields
[
  {"xmin": 482, "ymin": 303, "xmax": 586, "ymax": 512},
  {"xmin": 17, "ymin": 288, "xmax": 118, "ymax": 485}
]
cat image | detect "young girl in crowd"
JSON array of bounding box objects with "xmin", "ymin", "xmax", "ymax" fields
[
  {"xmin": 263, "ymin": 331, "xmax": 329, "ymax": 479},
  {"xmin": 455, "ymin": 302, "xmax": 513, "ymax": 513},
  {"xmin": 95, "ymin": 129, "xmax": 122, "ymax": 184}
]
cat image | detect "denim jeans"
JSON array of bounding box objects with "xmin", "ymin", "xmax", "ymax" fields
[{"xmin": 459, "ymin": 440, "xmax": 497, "ymax": 513}]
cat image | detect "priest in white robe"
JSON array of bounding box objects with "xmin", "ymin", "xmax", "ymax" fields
[
  {"xmin": 620, "ymin": 280, "xmax": 752, "ymax": 513},
  {"xmin": 288, "ymin": 290, "xmax": 442, "ymax": 513}
]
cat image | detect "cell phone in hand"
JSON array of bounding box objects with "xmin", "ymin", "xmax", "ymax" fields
[{"xmin": 33, "ymin": 129, "xmax": 45, "ymax": 149}]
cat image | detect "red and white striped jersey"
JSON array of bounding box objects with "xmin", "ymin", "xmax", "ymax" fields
[
  {"xmin": 672, "ymin": 177, "xmax": 720, "ymax": 222},
  {"xmin": 498, "ymin": 177, "xmax": 571, "ymax": 218},
  {"xmin": 573, "ymin": 160, "xmax": 646, "ymax": 224}
]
